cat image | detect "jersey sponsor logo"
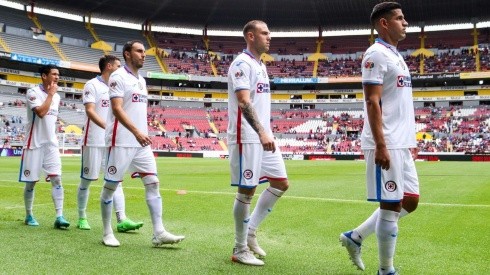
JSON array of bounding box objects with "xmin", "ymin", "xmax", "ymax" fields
[
  {"xmin": 397, "ymin": 75, "xmax": 412, "ymax": 87},
  {"xmin": 107, "ymin": 166, "xmax": 117, "ymax": 175},
  {"xmin": 23, "ymin": 170, "xmax": 30, "ymax": 177},
  {"xmin": 101, "ymin": 99, "xmax": 110, "ymax": 107},
  {"xmin": 256, "ymin": 82, "xmax": 270, "ymax": 93},
  {"xmin": 364, "ymin": 60, "xmax": 374, "ymax": 69},
  {"xmin": 243, "ymin": 169, "xmax": 253, "ymax": 179},
  {"xmin": 132, "ymin": 93, "xmax": 148, "ymax": 103},
  {"xmin": 385, "ymin": 180, "xmax": 397, "ymax": 192},
  {"xmin": 83, "ymin": 167, "xmax": 89, "ymax": 174}
]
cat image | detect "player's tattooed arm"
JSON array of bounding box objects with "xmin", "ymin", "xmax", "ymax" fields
[{"xmin": 239, "ymin": 101, "xmax": 265, "ymax": 135}]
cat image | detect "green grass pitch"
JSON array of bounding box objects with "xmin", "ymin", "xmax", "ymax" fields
[{"xmin": 0, "ymin": 157, "xmax": 489, "ymax": 274}]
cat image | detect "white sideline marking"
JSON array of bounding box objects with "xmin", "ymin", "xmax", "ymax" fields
[{"xmin": 0, "ymin": 180, "xmax": 489, "ymax": 208}]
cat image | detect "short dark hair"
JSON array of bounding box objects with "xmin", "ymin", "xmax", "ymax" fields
[
  {"xmin": 98, "ymin": 55, "xmax": 120, "ymax": 72},
  {"xmin": 122, "ymin": 40, "xmax": 144, "ymax": 61},
  {"xmin": 243, "ymin": 20, "xmax": 266, "ymax": 37},
  {"xmin": 370, "ymin": 2, "xmax": 402, "ymax": 26},
  {"xmin": 38, "ymin": 64, "xmax": 58, "ymax": 76}
]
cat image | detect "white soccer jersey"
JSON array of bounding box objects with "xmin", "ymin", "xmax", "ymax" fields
[
  {"xmin": 24, "ymin": 84, "xmax": 60, "ymax": 149},
  {"xmin": 82, "ymin": 76, "xmax": 110, "ymax": 147},
  {"xmin": 227, "ymin": 50, "xmax": 272, "ymax": 144},
  {"xmin": 106, "ymin": 65, "xmax": 148, "ymax": 147},
  {"xmin": 360, "ymin": 38, "xmax": 416, "ymax": 149}
]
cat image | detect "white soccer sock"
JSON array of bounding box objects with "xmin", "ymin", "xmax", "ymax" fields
[
  {"xmin": 353, "ymin": 207, "xmax": 409, "ymax": 243},
  {"xmin": 233, "ymin": 193, "xmax": 253, "ymax": 250},
  {"xmin": 113, "ymin": 183, "xmax": 127, "ymax": 222},
  {"xmin": 143, "ymin": 177, "xmax": 165, "ymax": 234},
  {"xmin": 77, "ymin": 178, "xmax": 91, "ymax": 219},
  {"xmin": 100, "ymin": 182, "xmax": 117, "ymax": 236},
  {"xmin": 376, "ymin": 209, "xmax": 400, "ymax": 274},
  {"xmin": 50, "ymin": 176, "xmax": 64, "ymax": 217},
  {"xmin": 248, "ymin": 187, "xmax": 284, "ymax": 233},
  {"xmin": 24, "ymin": 182, "xmax": 36, "ymax": 216}
]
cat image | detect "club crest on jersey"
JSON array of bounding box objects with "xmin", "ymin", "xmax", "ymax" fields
[
  {"xmin": 243, "ymin": 169, "xmax": 253, "ymax": 179},
  {"xmin": 101, "ymin": 99, "xmax": 110, "ymax": 107},
  {"xmin": 256, "ymin": 82, "xmax": 270, "ymax": 93},
  {"xmin": 396, "ymin": 61, "xmax": 406, "ymax": 70},
  {"xmin": 385, "ymin": 181, "xmax": 397, "ymax": 192},
  {"xmin": 108, "ymin": 166, "xmax": 117, "ymax": 175},
  {"xmin": 364, "ymin": 60, "xmax": 374, "ymax": 69},
  {"xmin": 397, "ymin": 75, "xmax": 412, "ymax": 87},
  {"xmin": 132, "ymin": 93, "xmax": 148, "ymax": 103}
]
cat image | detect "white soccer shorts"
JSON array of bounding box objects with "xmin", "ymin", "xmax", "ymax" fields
[
  {"xmin": 364, "ymin": 148, "xmax": 420, "ymax": 202},
  {"xmin": 104, "ymin": 146, "xmax": 157, "ymax": 182},
  {"xmin": 19, "ymin": 144, "xmax": 61, "ymax": 182},
  {"xmin": 80, "ymin": 146, "xmax": 106, "ymax": 181},
  {"xmin": 229, "ymin": 143, "xmax": 288, "ymax": 189}
]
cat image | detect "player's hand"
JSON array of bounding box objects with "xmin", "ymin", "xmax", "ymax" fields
[
  {"xmin": 375, "ymin": 145, "xmax": 390, "ymax": 170},
  {"xmin": 260, "ymin": 133, "xmax": 276, "ymax": 153},
  {"xmin": 46, "ymin": 81, "xmax": 58, "ymax": 96},
  {"xmin": 135, "ymin": 132, "xmax": 152, "ymax": 147},
  {"xmin": 410, "ymin": 147, "xmax": 419, "ymax": 160}
]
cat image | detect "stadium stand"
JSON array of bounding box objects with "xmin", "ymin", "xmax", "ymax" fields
[{"xmin": 0, "ymin": 5, "xmax": 489, "ymax": 154}]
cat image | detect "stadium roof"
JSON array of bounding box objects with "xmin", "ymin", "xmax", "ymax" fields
[{"xmin": 9, "ymin": 0, "xmax": 490, "ymax": 32}]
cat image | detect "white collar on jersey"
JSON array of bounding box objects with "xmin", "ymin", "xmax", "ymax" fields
[{"xmin": 375, "ymin": 38, "xmax": 400, "ymax": 57}]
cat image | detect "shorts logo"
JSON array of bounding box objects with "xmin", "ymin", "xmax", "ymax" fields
[
  {"xmin": 29, "ymin": 95, "xmax": 36, "ymax": 101},
  {"xmin": 24, "ymin": 170, "xmax": 30, "ymax": 177},
  {"xmin": 108, "ymin": 166, "xmax": 117, "ymax": 175},
  {"xmin": 83, "ymin": 167, "xmax": 89, "ymax": 174},
  {"xmin": 385, "ymin": 181, "xmax": 397, "ymax": 192},
  {"xmin": 243, "ymin": 169, "xmax": 253, "ymax": 180},
  {"xmin": 101, "ymin": 99, "xmax": 110, "ymax": 107}
]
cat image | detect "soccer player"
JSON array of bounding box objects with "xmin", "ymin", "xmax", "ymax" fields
[
  {"xmin": 19, "ymin": 64, "xmax": 70, "ymax": 229},
  {"xmin": 339, "ymin": 2, "xmax": 419, "ymax": 275},
  {"xmin": 227, "ymin": 20, "xmax": 289, "ymax": 266},
  {"xmin": 77, "ymin": 55, "xmax": 143, "ymax": 232},
  {"xmin": 100, "ymin": 40, "xmax": 184, "ymax": 247}
]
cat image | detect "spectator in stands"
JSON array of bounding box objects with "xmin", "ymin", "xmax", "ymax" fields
[
  {"xmin": 77, "ymin": 55, "xmax": 143, "ymax": 232},
  {"xmin": 19, "ymin": 64, "xmax": 70, "ymax": 229},
  {"xmin": 101, "ymin": 40, "xmax": 184, "ymax": 247},
  {"xmin": 340, "ymin": 3, "xmax": 420, "ymax": 274},
  {"xmin": 227, "ymin": 20, "xmax": 289, "ymax": 266}
]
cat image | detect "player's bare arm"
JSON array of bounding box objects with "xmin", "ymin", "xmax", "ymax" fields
[
  {"xmin": 85, "ymin": 103, "xmax": 106, "ymax": 129},
  {"xmin": 236, "ymin": 89, "xmax": 275, "ymax": 152},
  {"xmin": 33, "ymin": 81, "xmax": 57, "ymax": 118},
  {"xmin": 110, "ymin": 97, "xmax": 152, "ymax": 146},
  {"xmin": 364, "ymin": 84, "xmax": 390, "ymax": 170}
]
